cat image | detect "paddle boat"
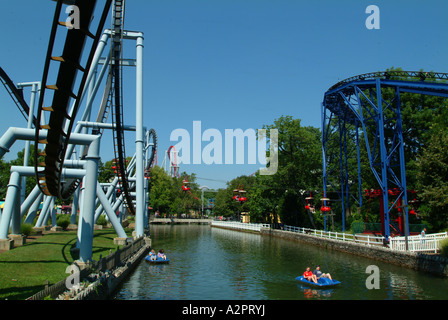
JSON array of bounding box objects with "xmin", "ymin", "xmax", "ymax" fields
[
  {"xmin": 296, "ymin": 275, "xmax": 341, "ymax": 287},
  {"xmin": 145, "ymin": 255, "xmax": 170, "ymax": 264},
  {"xmin": 145, "ymin": 249, "xmax": 169, "ymax": 264}
]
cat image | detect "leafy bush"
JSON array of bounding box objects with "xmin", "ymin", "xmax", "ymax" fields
[
  {"xmin": 56, "ymin": 214, "xmax": 71, "ymax": 230},
  {"xmin": 21, "ymin": 223, "xmax": 33, "ymax": 237},
  {"xmin": 439, "ymin": 238, "xmax": 448, "ymax": 258},
  {"xmin": 96, "ymin": 215, "xmax": 108, "ymax": 227}
]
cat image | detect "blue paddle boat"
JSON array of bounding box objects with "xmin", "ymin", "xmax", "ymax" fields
[
  {"xmin": 296, "ymin": 275, "xmax": 341, "ymax": 287},
  {"xmin": 145, "ymin": 255, "xmax": 170, "ymax": 264}
]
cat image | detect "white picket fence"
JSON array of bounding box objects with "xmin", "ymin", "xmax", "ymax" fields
[
  {"xmin": 389, "ymin": 232, "xmax": 448, "ymax": 253},
  {"xmin": 282, "ymin": 225, "xmax": 448, "ymax": 253},
  {"xmin": 283, "ymin": 225, "xmax": 385, "ymax": 247},
  {"xmin": 211, "ymin": 221, "xmax": 270, "ymax": 232}
]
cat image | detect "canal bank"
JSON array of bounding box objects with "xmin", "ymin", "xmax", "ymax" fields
[
  {"xmin": 26, "ymin": 236, "xmax": 151, "ymax": 300},
  {"xmin": 261, "ymin": 228, "xmax": 448, "ymax": 277},
  {"xmin": 115, "ymin": 224, "xmax": 448, "ymax": 300}
]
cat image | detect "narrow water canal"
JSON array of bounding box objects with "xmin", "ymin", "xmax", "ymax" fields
[{"xmin": 114, "ymin": 225, "xmax": 448, "ymax": 300}]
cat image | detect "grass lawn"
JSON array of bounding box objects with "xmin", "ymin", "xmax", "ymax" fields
[{"xmin": 0, "ymin": 228, "xmax": 132, "ymax": 300}]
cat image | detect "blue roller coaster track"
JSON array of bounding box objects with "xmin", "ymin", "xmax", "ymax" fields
[{"xmin": 322, "ymin": 70, "xmax": 448, "ymax": 239}]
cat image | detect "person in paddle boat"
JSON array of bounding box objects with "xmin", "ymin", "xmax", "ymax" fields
[
  {"xmin": 157, "ymin": 249, "xmax": 167, "ymax": 260},
  {"xmin": 148, "ymin": 249, "xmax": 157, "ymax": 261},
  {"xmin": 313, "ymin": 265, "xmax": 332, "ymax": 280},
  {"xmin": 303, "ymin": 267, "xmax": 318, "ymax": 283}
]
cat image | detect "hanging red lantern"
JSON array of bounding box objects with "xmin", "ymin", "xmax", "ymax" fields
[
  {"xmin": 238, "ymin": 185, "xmax": 247, "ymax": 202},
  {"xmin": 320, "ymin": 194, "xmax": 331, "ymax": 213},
  {"xmin": 182, "ymin": 177, "xmax": 190, "ymax": 191}
]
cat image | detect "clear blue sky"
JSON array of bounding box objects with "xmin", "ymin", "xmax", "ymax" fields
[{"xmin": 0, "ymin": 1, "xmax": 447, "ymax": 189}]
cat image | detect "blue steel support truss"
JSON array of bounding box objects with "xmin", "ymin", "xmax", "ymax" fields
[{"xmin": 322, "ymin": 71, "xmax": 448, "ymax": 238}]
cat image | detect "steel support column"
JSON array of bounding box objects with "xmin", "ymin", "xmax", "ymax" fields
[
  {"xmin": 78, "ymin": 136, "xmax": 101, "ymax": 262},
  {"xmin": 135, "ymin": 33, "xmax": 145, "ymax": 237},
  {"xmin": 321, "ymin": 102, "xmax": 328, "ymax": 231},
  {"xmin": 95, "ymin": 182, "xmax": 127, "ymax": 239},
  {"xmin": 375, "ymin": 79, "xmax": 391, "ymax": 238},
  {"xmin": 0, "ymin": 171, "xmax": 21, "ymax": 238},
  {"xmin": 24, "ymin": 192, "xmax": 43, "ymax": 225}
]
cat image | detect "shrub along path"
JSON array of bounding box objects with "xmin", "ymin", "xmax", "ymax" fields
[{"xmin": 0, "ymin": 228, "xmax": 131, "ymax": 300}]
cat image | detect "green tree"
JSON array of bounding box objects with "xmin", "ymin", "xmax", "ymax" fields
[
  {"xmin": 97, "ymin": 159, "xmax": 115, "ymax": 183},
  {"xmin": 148, "ymin": 166, "xmax": 175, "ymax": 214},
  {"xmin": 213, "ymin": 175, "xmax": 255, "ymax": 219},
  {"xmin": 213, "ymin": 187, "xmax": 233, "ymax": 217},
  {"xmin": 146, "ymin": 167, "xmax": 201, "ymax": 216},
  {"xmin": 0, "ymin": 159, "xmax": 9, "ymax": 199},
  {"xmin": 1, "ymin": 145, "xmax": 44, "ymax": 199},
  {"xmin": 172, "ymin": 172, "xmax": 201, "ymax": 215},
  {"xmin": 415, "ymin": 105, "xmax": 448, "ymax": 231},
  {"xmin": 256, "ymin": 115, "xmax": 322, "ymax": 226},
  {"xmin": 247, "ymin": 174, "xmax": 276, "ymax": 223}
]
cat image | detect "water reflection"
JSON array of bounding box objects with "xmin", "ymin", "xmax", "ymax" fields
[
  {"xmin": 114, "ymin": 225, "xmax": 448, "ymax": 300},
  {"xmin": 297, "ymin": 285, "xmax": 336, "ymax": 299},
  {"xmin": 387, "ymin": 272, "xmax": 431, "ymax": 300}
]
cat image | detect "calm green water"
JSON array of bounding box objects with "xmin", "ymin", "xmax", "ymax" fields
[{"xmin": 114, "ymin": 225, "xmax": 448, "ymax": 300}]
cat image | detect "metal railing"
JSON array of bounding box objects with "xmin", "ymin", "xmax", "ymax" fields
[
  {"xmin": 389, "ymin": 232, "xmax": 448, "ymax": 253},
  {"xmin": 282, "ymin": 225, "xmax": 385, "ymax": 247},
  {"xmin": 211, "ymin": 221, "xmax": 270, "ymax": 232},
  {"xmin": 283, "ymin": 225, "xmax": 448, "ymax": 253}
]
